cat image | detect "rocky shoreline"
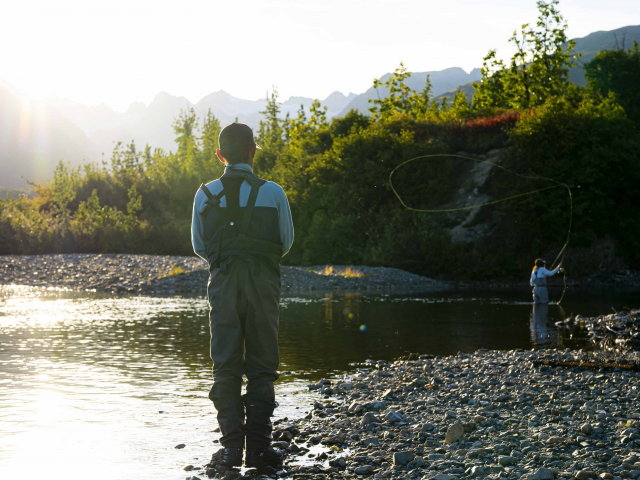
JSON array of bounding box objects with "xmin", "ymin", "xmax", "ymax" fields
[
  {"xmin": 0, "ymin": 254, "xmax": 450, "ymax": 296},
  {"xmin": 2, "ymin": 254, "xmax": 638, "ymax": 297},
  {"xmin": 194, "ymin": 349, "xmax": 640, "ymax": 480}
]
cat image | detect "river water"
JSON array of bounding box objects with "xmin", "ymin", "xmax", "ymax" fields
[{"xmin": 0, "ymin": 285, "xmax": 637, "ymax": 479}]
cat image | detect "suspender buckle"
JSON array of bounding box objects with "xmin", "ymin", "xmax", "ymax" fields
[{"xmin": 205, "ymin": 197, "xmax": 220, "ymax": 208}]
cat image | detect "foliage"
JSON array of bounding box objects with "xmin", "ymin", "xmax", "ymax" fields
[
  {"xmin": 368, "ymin": 63, "xmax": 434, "ymax": 120},
  {"xmin": 473, "ymin": 0, "xmax": 579, "ymax": 110},
  {"xmin": 584, "ymin": 41, "xmax": 640, "ymax": 123},
  {"xmin": 488, "ymin": 88, "xmax": 640, "ymax": 273}
]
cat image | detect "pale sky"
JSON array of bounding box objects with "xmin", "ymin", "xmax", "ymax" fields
[{"xmin": 1, "ymin": 0, "xmax": 638, "ymax": 111}]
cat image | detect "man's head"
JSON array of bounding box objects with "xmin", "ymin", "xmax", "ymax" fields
[
  {"xmin": 535, "ymin": 258, "xmax": 546, "ymax": 268},
  {"xmin": 216, "ymin": 123, "xmax": 261, "ymax": 166}
]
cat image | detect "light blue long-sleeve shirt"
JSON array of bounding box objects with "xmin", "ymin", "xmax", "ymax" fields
[
  {"xmin": 530, "ymin": 266, "xmax": 560, "ymax": 287},
  {"xmin": 191, "ymin": 163, "xmax": 294, "ymax": 262}
]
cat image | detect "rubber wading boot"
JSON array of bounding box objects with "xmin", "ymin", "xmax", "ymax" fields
[
  {"xmin": 245, "ymin": 447, "xmax": 282, "ymax": 469},
  {"xmin": 208, "ymin": 447, "xmax": 243, "ymax": 468}
]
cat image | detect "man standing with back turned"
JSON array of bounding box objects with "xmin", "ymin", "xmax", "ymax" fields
[{"xmin": 191, "ymin": 123, "xmax": 294, "ymax": 470}]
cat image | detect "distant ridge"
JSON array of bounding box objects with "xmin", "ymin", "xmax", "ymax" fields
[{"xmin": 337, "ymin": 67, "xmax": 482, "ymax": 117}]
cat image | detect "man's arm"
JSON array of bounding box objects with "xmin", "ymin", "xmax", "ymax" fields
[
  {"xmin": 276, "ymin": 186, "xmax": 294, "ymax": 256},
  {"xmin": 191, "ymin": 190, "xmax": 208, "ymax": 261},
  {"xmin": 541, "ymin": 266, "xmax": 561, "ymax": 277}
]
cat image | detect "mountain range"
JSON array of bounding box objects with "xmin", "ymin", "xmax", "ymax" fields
[{"xmin": 1, "ymin": 24, "xmax": 639, "ymax": 189}]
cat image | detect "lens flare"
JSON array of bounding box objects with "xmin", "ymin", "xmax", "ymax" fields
[{"xmin": 359, "ymin": 324, "xmax": 367, "ymax": 332}]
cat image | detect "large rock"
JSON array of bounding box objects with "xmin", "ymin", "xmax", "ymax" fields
[
  {"xmin": 420, "ymin": 423, "xmax": 435, "ymax": 433},
  {"xmin": 576, "ymin": 471, "xmax": 598, "ymax": 479},
  {"xmin": 433, "ymin": 475, "xmax": 457, "ymax": 480},
  {"xmin": 361, "ymin": 412, "xmax": 380, "ymax": 426},
  {"xmin": 354, "ymin": 465, "xmax": 374, "ymax": 475},
  {"xmin": 362, "ymin": 437, "xmax": 379, "ymax": 446},
  {"xmin": 498, "ymin": 456, "xmax": 518, "ymax": 466},
  {"xmin": 393, "ymin": 451, "xmax": 415, "ymax": 465},
  {"xmin": 444, "ymin": 422, "xmax": 465, "ymax": 444},
  {"xmin": 386, "ymin": 411, "xmax": 403, "ymax": 423},
  {"xmin": 581, "ymin": 423, "xmax": 594, "ymax": 435},
  {"xmin": 525, "ymin": 467, "xmax": 555, "ymax": 480},
  {"xmin": 471, "ymin": 466, "xmax": 487, "ymax": 477}
]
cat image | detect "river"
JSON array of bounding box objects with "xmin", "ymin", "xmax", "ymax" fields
[{"xmin": 0, "ymin": 285, "xmax": 637, "ymax": 479}]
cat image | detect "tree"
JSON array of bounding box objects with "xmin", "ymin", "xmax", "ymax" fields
[
  {"xmin": 257, "ymin": 88, "xmax": 284, "ymax": 149},
  {"xmin": 585, "ymin": 41, "xmax": 640, "ymax": 123},
  {"xmin": 473, "ymin": 50, "xmax": 507, "ymax": 110},
  {"xmin": 473, "ymin": 0, "xmax": 579, "ymax": 110},
  {"xmin": 368, "ymin": 62, "xmax": 417, "ymax": 120},
  {"xmin": 172, "ymin": 108, "xmax": 199, "ymax": 159},
  {"xmin": 309, "ymin": 99, "xmax": 328, "ymax": 130},
  {"xmin": 201, "ymin": 109, "xmax": 221, "ymax": 163},
  {"xmin": 412, "ymin": 75, "xmax": 433, "ymax": 117},
  {"xmin": 255, "ymin": 88, "xmax": 285, "ymax": 174}
]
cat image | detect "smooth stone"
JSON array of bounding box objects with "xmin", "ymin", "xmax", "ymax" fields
[
  {"xmin": 581, "ymin": 424, "xmax": 594, "ymax": 435},
  {"xmin": 576, "ymin": 471, "xmax": 598, "ymax": 479},
  {"xmin": 386, "ymin": 411, "xmax": 403, "ymax": 423},
  {"xmin": 471, "ymin": 466, "xmax": 487, "ymax": 477},
  {"xmin": 524, "ymin": 467, "xmax": 556, "ymax": 480},
  {"xmin": 362, "ymin": 412, "xmax": 380, "ymax": 426},
  {"xmin": 393, "ymin": 451, "xmax": 415, "ymax": 466},
  {"xmin": 445, "ymin": 422, "xmax": 465, "ymax": 444},
  {"xmin": 432, "ymin": 474, "xmax": 457, "ymax": 480},
  {"xmin": 362, "ymin": 437, "xmax": 379, "ymax": 446},
  {"xmin": 354, "ymin": 465, "xmax": 374, "ymax": 475},
  {"xmin": 499, "ymin": 456, "xmax": 518, "ymax": 466}
]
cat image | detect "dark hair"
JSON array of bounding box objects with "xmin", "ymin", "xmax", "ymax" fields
[
  {"xmin": 535, "ymin": 258, "xmax": 546, "ymax": 268},
  {"xmin": 220, "ymin": 145, "xmax": 251, "ymax": 164}
]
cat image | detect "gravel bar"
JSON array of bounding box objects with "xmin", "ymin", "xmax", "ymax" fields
[
  {"xmin": 198, "ymin": 349, "xmax": 640, "ymax": 480},
  {"xmin": 0, "ymin": 254, "xmax": 450, "ymax": 296}
]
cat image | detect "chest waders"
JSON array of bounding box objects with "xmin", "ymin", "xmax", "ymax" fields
[
  {"xmin": 199, "ymin": 169, "xmax": 282, "ymax": 451},
  {"xmin": 532, "ymin": 270, "xmax": 549, "ymax": 304}
]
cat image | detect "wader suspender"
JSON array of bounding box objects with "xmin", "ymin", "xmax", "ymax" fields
[{"xmin": 199, "ymin": 174, "xmax": 266, "ymax": 269}]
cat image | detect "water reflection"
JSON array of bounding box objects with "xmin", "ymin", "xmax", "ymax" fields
[
  {"xmin": 1, "ymin": 285, "xmax": 638, "ymax": 479},
  {"xmin": 530, "ymin": 302, "xmax": 552, "ymax": 346}
]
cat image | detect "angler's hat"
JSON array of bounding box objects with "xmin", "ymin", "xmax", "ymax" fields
[
  {"xmin": 219, "ymin": 123, "xmax": 261, "ymax": 156},
  {"xmin": 535, "ymin": 258, "xmax": 546, "ymax": 267}
]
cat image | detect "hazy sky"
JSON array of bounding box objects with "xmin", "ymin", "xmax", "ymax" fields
[{"xmin": 1, "ymin": 0, "xmax": 638, "ymax": 111}]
